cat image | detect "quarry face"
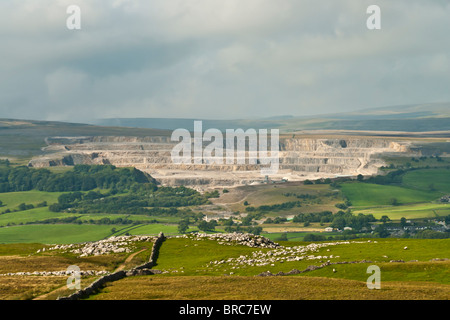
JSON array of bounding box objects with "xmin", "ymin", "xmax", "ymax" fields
[{"xmin": 28, "ymin": 135, "xmax": 413, "ymax": 189}]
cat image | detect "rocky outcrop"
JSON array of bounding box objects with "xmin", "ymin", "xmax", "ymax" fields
[
  {"xmin": 29, "ymin": 135, "xmax": 414, "ymax": 187},
  {"xmin": 180, "ymin": 232, "xmax": 280, "ymax": 248},
  {"xmin": 42, "ymin": 235, "xmax": 156, "ymax": 257}
]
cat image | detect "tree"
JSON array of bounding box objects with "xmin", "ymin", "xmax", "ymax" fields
[
  {"xmin": 335, "ymin": 203, "xmax": 348, "ymax": 210},
  {"xmin": 389, "ymin": 198, "xmax": 399, "ymax": 206},
  {"xmin": 198, "ymin": 220, "xmax": 216, "ymax": 232},
  {"xmin": 331, "ymin": 217, "xmax": 346, "ymax": 230},
  {"xmin": 357, "ymin": 174, "xmax": 364, "ymax": 182},
  {"xmin": 241, "ymin": 216, "xmax": 253, "ymax": 226},
  {"xmin": 400, "ymin": 217, "xmax": 407, "ymax": 228},
  {"xmin": 374, "ymin": 225, "xmax": 389, "ymax": 238},
  {"xmin": 303, "ymin": 234, "xmax": 326, "ymax": 241},
  {"xmin": 178, "ymin": 221, "xmax": 189, "ymax": 234},
  {"xmin": 380, "ymin": 215, "xmax": 391, "ymax": 224},
  {"xmin": 277, "ymin": 233, "xmax": 288, "ymax": 241}
]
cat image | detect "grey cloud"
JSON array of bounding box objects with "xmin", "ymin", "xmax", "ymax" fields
[{"xmin": 0, "ymin": 0, "xmax": 449, "ymax": 122}]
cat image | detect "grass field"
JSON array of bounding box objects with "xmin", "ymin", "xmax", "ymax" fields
[
  {"xmin": 0, "ymin": 224, "xmax": 116, "ymax": 244},
  {"xmin": 340, "ymin": 182, "xmax": 439, "ymax": 207},
  {"xmin": 0, "ymin": 223, "xmax": 183, "ymax": 244},
  {"xmin": 0, "ymin": 207, "xmax": 75, "ymax": 227},
  {"xmin": 215, "ymin": 183, "xmax": 341, "ymax": 216},
  {"xmin": 261, "ymin": 232, "xmax": 341, "ymax": 242},
  {"xmin": 0, "ymin": 235, "xmax": 448, "ymax": 300},
  {"xmin": 402, "ymin": 168, "xmax": 450, "ymax": 194},
  {"xmin": 90, "ymin": 275, "xmax": 450, "ymax": 300},
  {"xmin": 353, "ymin": 203, "xmax": 450, "ymax": 219},
  {"xmin": 147, "ymin": 237, "xmax": 450, "ymax": 277},
  {"xmin": 87, "ymin": 236, "xmax": 450, "ymax": 300},
  {"xmin": 0, "ymin": 191, "xmax": 63, "ymax": 211}
]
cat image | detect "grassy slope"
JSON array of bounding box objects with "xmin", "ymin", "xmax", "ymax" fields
[
  {"xmin": 0, "ymin": 207, "xmax": 75, "ymax": 227},
  {"xmin": 148, "ymin": 237, "xmax": 450, "ymax": 278},
  {"xmin": 0, "ymin": 224, "xmax": 115, "ymax": 244},
  {"xmin": 90, "ymin": 236, "xmax": 450, "ymax": 300},
  {"xmin": 0, "ymin": 191, "xmax": 63, "ymax": 211},
  {"xmin": 353, "ymin": 203, "xmax": 450, "ymax": 219},
  {"xmin": 341, "ymin": 183, "xmax": 439, "ymax": 207},
  {"xmin": 402, "ymin": 168, "xmax": 450, "ymax": 194}
]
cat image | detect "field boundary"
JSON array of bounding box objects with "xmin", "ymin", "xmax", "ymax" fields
[{"xmin": 57, "ymin": 232, "xmax": 166, "ymax": 300}]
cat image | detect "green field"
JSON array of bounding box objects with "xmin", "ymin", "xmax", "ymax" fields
[
  {"xmin": 354, "ymin": 203, "xmax": 450, "ymax": 219},
  {"xmin": 76, "ymin": 213, "xmax": 180, "ymax": 224},
  {"xmin": 0, "ymin": 191, "xmax": 63, "ymax": 211},
  {"xmin": 262, "ymin": 232, "xmax": 341, "ymax": 242},
  {"xmin": 125, "ymin": 223, "xmax": 193, "ymax": 236},
  {"xmin": 0, "ymin": 224, "xmax": 116, "ymax": 244},
  {"xmin": 341, "ymin": 182, "xmax": 439, "ymax": 207},
  {"xmin": 402, "ymin": 168, "xmax": 450, "ymax": 194},
  {"xmin": 140, "ymin": 236, "xmax": 450, "ymax": 280},
  {"xmin": 0, "ymin": 233, "xmax": 449, "ymax": 300},
  {"xmin": 0, "ymin": 207, "xmax": 75, "ymax": 227},
  {"xmin": 88, "ymin": 236, "xmax": 450, "ymax": 300},
  {"xmin": 0, "ymin": 222, "xmax": 183, "ymax": 244}
]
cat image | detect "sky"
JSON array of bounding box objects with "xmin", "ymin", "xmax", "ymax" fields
[{"xmin": 0, "ymin": 0, "xmax": 449, "ymax": 122}]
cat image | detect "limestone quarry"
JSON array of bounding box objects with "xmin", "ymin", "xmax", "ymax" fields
[{"xmin": 28, "ymin": 134, "xmax": 414, "ymax": 188}]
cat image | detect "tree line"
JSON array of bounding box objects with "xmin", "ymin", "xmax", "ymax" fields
[{"xmin": 0, "ymin": 164, "xmax": 154, "ymax": 193}]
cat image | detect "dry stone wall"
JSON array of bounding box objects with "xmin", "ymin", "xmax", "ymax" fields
[{"xmin": 57, "ymin": 232, "xmax": 166, "ymax": 300}]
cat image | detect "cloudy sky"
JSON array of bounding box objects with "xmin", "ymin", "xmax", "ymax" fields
[{"xmin": 0, "ymin": 0, "xmax": 449, "ymax": 122}]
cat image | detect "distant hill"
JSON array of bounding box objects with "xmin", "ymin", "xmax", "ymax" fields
[
  {"xmin": 88, "ymin": 118, "xmax": 283, "ymax": 132},
  {"xmin": 90, "ymin": 102, "xmax": 450, "ymax": 132},
  {"xmin": 1, "ymin": 102, "xmax": 450, "ymax": 161},
  {"xmin": 0, "ymin": 119, "xmax": 171, "ymax": 160}
]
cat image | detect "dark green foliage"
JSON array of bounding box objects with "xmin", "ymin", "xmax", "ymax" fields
[
  {"xmin": 204, "ymin": 190, "xmax": 220, "ymax": 198},
  {"xmin": 293, "ymin": 211, "xmax": 333, "ymax": 223},
  {"xmin": 224, "ymin": 225, "xmax": 262, "ymax": 235},
  {"xmin": 198, "ymin": 220, "xmax": 217, "ymax": 232},
  {"xmin": 264, "ymin": 217, "xmax": 287, "ymax": 224},
  {"xmin": 365, "ymin": 169, "xmax": 406, "ymax": 185},
  {"xmin": 335, "ymin": 203, "xmax": 348, "ymax": 210},
  {"xmin": 277, "ymin": 233, "xmax": 288, "ymax": 241},
  {"xmin": 0, "ymin": 165, "xmax": 154, "ymax": 193},
  {"xmin": 414, "ymin": 229, "xmax": 450, "ymax": 239},
  {"xmin": 241, "ymin": 216, "xmax": 253, "ymax": 226},
  {"xmin": 327, "ymin": 211, "xmax": 377, "ymax": 231},
  {"xmin": 178, "ymin": 218, "xmax": 190, "ymax": 234},
  {"xmin": 303, "ymin": 233, "xmax": 326, "ymax": 241}
]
